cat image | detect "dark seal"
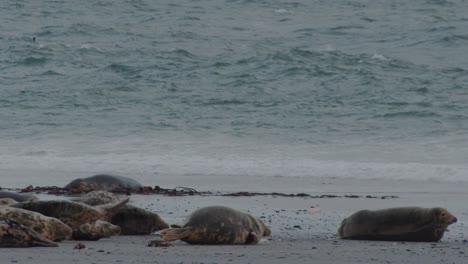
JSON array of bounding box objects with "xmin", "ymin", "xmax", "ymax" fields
[
  {"xmin": 160, "ymin": 206, "xmax": 271, "ymax": 245},
  {"xmin": 110, "ymin": 205, "xmax": 169, "ymax": 235},
  {"xmin": 338, "ymin": 207, "xmax": 457, "ymax": 242},
  {"xmin": 64, "ymin": 174, "xmax": 144, "ymax": 194}
]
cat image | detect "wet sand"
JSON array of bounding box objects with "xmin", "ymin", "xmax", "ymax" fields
[{"xmin": 2, "ymin": 178, "xmax": 468, "ymax": 264}]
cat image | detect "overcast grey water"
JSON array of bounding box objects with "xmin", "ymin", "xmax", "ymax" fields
[{"xmin": 1, "ymin": 0, "xmax": 468, "ymax": 186}]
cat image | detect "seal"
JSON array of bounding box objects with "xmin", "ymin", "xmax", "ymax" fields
[
  {"xmin": 0, "ymin": 190, "xmax": 38, "ymax": 202},
  {"xmin": 0, "ymin": 198, "xmax": 18, "ymax": 206},
  {"xmin": 78, "ymin": 190, "xmax": 121, "ymax": 206},
  {"xmin": 0, "ymin": 206, "xmax": 72, "ymax": 241},
  {"xmin": 338, "ymin": 207, "xmax": 457, "ymax": 242},
  {"xmin": 72, "ymin": 220, "xmax": 121, "ymax": 241},
  {"xmin": 64, "ymin": 174, "xmax": 144, "ymax": 194},
  {"xmin": 160, "ymin": 206, "xmax": 271, "ymax": 245},
  {"xmin": 0, "ymin": 217, "xmax": 58, "ymax": 247},
  {"xmin": 110, "ymin": 205, "xmax": 169, "ymax": 235},
  {"xmin": 11, "ymin": 198, "xmax": 129, "ymax": 229}
]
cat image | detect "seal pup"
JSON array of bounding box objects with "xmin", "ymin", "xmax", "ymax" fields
[
  {"xmin": 77, "ymin": 190, "xmax": 121, "ymax": 206},
  {"xmin": 64, "ymin": 174, "xmax": 143, "ymax": 194},
  {"xmin": 160, "ymin": 206, "xmax": 271, "ymax": 245},
  {"xmin": 0, "ymin": 206, "xmax": 71, "ymax": 241},
  {"xmin": 110, "ymin": 205, "xmax": 169, "ymax": 235},
  {"xmin": 0, "ymin": 217, "xmax": 58, "ymax": 247},
  {"xmin": 72, "ymin": 220, "xmax": 121, "ymax": 241},
  {"xmin": 0, "ymin": 190, "xmax": 38, "ymax": 202},
  {"xmin": 338, "ymin": 207, "xmax": 457, "ymax": 242},
  {"xmin": 12, "ymin": 198, "xmax": 129, "ymax": 229}
]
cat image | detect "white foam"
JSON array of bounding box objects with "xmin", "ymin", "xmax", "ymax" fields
[
  {"xmin": 274, "ymin": 9, "xmax": 290, "ymax": 14},
  {"xmin": 371, "ymin": 53, "xmax": 388, "ymax": 61}
]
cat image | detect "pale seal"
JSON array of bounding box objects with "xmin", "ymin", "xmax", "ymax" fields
[
  {"xmin": 110, "ymin": 205, "xmax": 169, "ymax": 235},
  {"xmin": 338, "ymin": 207, "xmax": 457, "ymax": 242},
  {"xmin": 160, "ymin": 206, "xmax": 271, "ymax": 245},
  {"xmin": 0, "ymin": 217, "xmax": 58, "ymax": 247},
  {"xmin": 11, "ymin": 198, "xmax": 129, "ymax": 229},
  {"xmin": 78, "ymin": 190, "xmax": 121, "ymax": 206},
  {"xmin": 0, "ymin": 190, "xmax": 38, "ymax": 202},
  {"xmin": 0, "ymin": 198, "xmax": 18, "ymax": 206},
  {"xmin": 72, "ymin": 220, "xmax": 121, "ymax": 241},
  {"xmin": 64, "ymin": 174, "xmax": 144, "ymax": 194},
  {"xmin": 0, "ymin": 206, "xmax": 71, "ymax": 241}
]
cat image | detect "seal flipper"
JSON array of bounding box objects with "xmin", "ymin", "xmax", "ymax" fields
[
  {"xmin": 246, "ymin": 231, "xmax": 260, "ymax": 244},
  {"xmin": 160, "ymin": 227, "xmax": 193, "ymax": 241}
]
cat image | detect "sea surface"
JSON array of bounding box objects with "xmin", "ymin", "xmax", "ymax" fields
[{"xmin": 1, "ymin": 0, "xmax": 468, "ymax": 187}]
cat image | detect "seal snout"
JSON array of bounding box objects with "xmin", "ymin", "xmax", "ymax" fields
[{"xmin": 452, "ymin": 217, "xmax": 458, "ymax": 223}]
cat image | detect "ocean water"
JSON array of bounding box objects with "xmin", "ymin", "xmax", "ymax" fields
[{"xmin": 1, "ymin": 0, "xmax": 468, "ymax": 186}]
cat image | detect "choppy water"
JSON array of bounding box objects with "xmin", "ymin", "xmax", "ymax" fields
[{"xmin": 1, "ymin": 0, "xmax": 468, "ymax": 185}]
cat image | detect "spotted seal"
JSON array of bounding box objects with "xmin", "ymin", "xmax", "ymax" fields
[
  {"xmin": 110, "ymin": 205, "xmax": 169, "ymax": 235},
  {"xmin": 0, "ymin": 217, "xmax": 58, "ymax": 247},
  {"xmin": 78, "ymin": 190, "xmax": 121, "ymax": 206},
  {"xmin": 338, "ymin": 207, "xmax": 457, "ymax": 242},
  {"xmin": 64, "ymin": 174, "xmax": 144, "ymax": 194},
  {"xmin": 72, "ymin": 220, "xmax": 121, "ymax": 241},
  {"xmin": 0, "ymin": 206, "xmax": 71, "ymax": 241},
  {"xmin": 11, "ymin": 198, "xmax": 129, "ymax": 229},
  {"xmin": 160, "ymin": 206, "xmax": 271, "ymax": 245}
]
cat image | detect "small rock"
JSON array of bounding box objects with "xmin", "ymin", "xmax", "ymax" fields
[
  {"xmin": 147, "ymin": 240, "xmax": 173, "ymax": 247},
  {"xmin": 74, "ymin": 243, "xmax": 86, "ymax": 250}
]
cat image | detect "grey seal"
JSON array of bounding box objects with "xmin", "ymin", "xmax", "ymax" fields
[
  {"xmin": 0, "ymin": 206, "xmax": 71, "ymax": 241},
  {"xmin": 64, "ymin": 174, "xmax": 143, "ymax": 194},
  {"xmin": 160, "ymin": 206, "xmax": 271, "ymax": 245},
  {"xmin": 0, "ymin": 217, "xmax": 58, "ymax": 247},
  {"xmin": 12, "ymin": 198, "xmax": 129, "ymax": 229},
  {"xmin": 110, "ymin": 205, "xmax": 169, "ymax": 235},
  {"xmin": 338, "ymin": 207, "xmax": 457, "ymax": 242}
]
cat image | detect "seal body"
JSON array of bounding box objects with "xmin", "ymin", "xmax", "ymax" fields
[
  {"xmin": 72, "ymin": 220, "xmax": 121, "ymax": 241},
  {"xmin": 64, "ymin": 174, "xmax": 143, "ymax": 194},
  {"xmin": 0, "ymin": 206, "xmax": 71, "ymax": 241},
  {"xmin": 0, "ymin": 217, "xmax": 58, "ymax": 247},
  {"xmin": 160, "ymin": 206, "xmax": 271, "ymax": 245},
  {"xmin": 0, "ymin": 198, "xmax": 18, "ymax": 206},
  {"xmin": 79, "ymin": 190, "xmax": 121, "ymax": 206},
  {"xmin": 338, "ymin": 207, "xmax": 457, "ymax": 242},
  {"xmin": 12, "ymin": 198, "xmax": 128, "ymax": 229},
  {"xmin": 0, "ymin": 191, "xmax": 38, "ymax": 202},
  {"xmin": 110, "ymin": 205, "xmax": 169, "ymax": 235}
]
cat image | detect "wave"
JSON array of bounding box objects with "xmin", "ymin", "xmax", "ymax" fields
[
  {"xmin": 1, "ymin": 139, "xmax": 468, "ymax": 187},
  {"xmin": 19, "ymin": 57, "xmax": 47, "ymax": 66}
]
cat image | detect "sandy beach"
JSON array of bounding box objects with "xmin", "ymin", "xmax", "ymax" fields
[{"xmin": 2, "ymin": 177, "xmax": 467, "ymax": 264}]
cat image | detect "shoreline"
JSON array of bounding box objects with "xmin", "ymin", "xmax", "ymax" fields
[{"xmin": 2, "ymin": 179, "xmax": 467, "ymax": 263}]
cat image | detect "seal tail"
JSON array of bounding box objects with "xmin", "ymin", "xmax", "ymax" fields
[{"xmin": 160, "ymin": 227, "xmax": 193, "ymax": 241}]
